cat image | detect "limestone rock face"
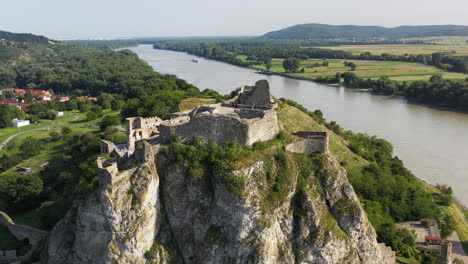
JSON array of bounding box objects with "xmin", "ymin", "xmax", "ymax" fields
[
  {"xmin": 43, "ymin": 144, "xmax": 159, "ymax": 264},
  {"xmin": 42, "ymin": 147, "xmax": 391, "ymax": 264}
]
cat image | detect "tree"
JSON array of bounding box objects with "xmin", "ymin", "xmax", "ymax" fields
[
  {"xmin": 86, "ymin": 111, "xmax": 98, "ymax": 121},
  {"xmin": 20, "ymin": 136, "xmax": 43, "ymax": 156},
  {"xmin": 47, "ymin": 109, "xmax": 58, "ymax": 120},
  {"xmin": 322, "ymin": 61, "xmax": 329, "ymax": 67},
  {"xmin": 49, "ymin": 131, "xmax": 62, "ymax": 141},
  {"xmin": 348, "ymin": 62, "xmax": 357, "ymax": 71},
  {"xmin": 61, "ymin": 126, "xmax": 72, "ymax": 137},
  {"xmin": 0, "ymin": 172, "xmax": 43, "ymax": 210},
  {"xmin": 282, "ymin": 58, "xmax": 300, "ymax": 73},
  {"xmin": 265, "ymin": 57, "xmax": 272, "ymax": 70},
  {"xmin": 100, "ymin": 114, "xmax": 121, "ymax": 130}
]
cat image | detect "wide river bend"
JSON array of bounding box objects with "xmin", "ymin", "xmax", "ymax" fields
[{"xmin": 128, "ymin": 44, "xmax": 468, "ymax": 205}]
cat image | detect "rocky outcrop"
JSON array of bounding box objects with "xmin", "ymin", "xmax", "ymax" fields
[
  {"xmin": 42, "ymin": 144, "xmax": 159, "ymax": 264},
  {"xmin": 42, "ymin": 144, "xmax": 392, "ymax": 264}
]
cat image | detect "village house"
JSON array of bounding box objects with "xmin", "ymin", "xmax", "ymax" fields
[{"xmin": 12, "ymin": 118, "xmax": 30, "ymax": 128}]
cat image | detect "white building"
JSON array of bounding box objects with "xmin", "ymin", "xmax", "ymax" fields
[
  {"xmin": 12, "ymin": 119, "xmax": 30, "ymax": 128},
  {"xmin": 58, "ymin": 111, "xmax": 65, "ymax": 116}
]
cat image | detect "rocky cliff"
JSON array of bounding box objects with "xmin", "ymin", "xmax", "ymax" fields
[{"xmin": 41, "ymin": 137, "xmax": 391, "ymax": 264}]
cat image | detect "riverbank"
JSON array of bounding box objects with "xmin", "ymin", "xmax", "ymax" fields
[
  {"xmin": 129, "ymin": 45, "xmax": 468, "ymax": 206},
  {"xmin": 152, "ymin": 46, "xmax": 468, "ymax": 113}
]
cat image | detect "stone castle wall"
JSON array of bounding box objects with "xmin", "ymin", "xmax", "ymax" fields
[
  {"xmin": 126, "ymin": 117, "xmax": 163, "ymax": 149},
  {"xmin": 159, "ymin": 109, "xmax": 279, "ymax": 145},
  {"xmin": 285, "ymin": 132, "xmax": 329, "ymax": 154}
]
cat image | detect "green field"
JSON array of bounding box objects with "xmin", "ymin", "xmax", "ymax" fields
[
  {"xmin": 245, "ymin": 57, "xmax": 467, "ymax": 82},
  {"xmin": 317, "ymin": 44, "xmax": 468, "ymax": 56},
  {"xmin": 0, "ymin": 110, "xmax": 121, "ymax": 172}
]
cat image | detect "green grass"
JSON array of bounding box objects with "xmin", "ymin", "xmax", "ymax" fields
[
  {"xmin": 179, "ymin": 98, "xmax": 216, "ymax": 112},
  {"xmin": 0, "ymin": 112, "xmax": 79, "ymax": 143},
  {"xmin": 317, "ymin": 43, "xmax": 468, "ymax": 56},
  {"xmin": 396, "ymin": 256, "xmax": 421, "ymax": 264},
  {"xmin": 441, "ymin": 204, "xmax": 468, "ymax": 254},
  {"xmin": 246, "ymin": 57, "xmax": 467, "ymax": 82}
]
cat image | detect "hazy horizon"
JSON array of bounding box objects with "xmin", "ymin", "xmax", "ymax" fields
[{"xmin": 3, "ymin": 0, "xmax": 468, "ymax": 39}]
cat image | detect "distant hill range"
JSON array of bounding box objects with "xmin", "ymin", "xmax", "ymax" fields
[
  {"xmin": 0, "ymin": 30, "xmax": 49, "ymax": 43},
  {"xmin": 263, "ymin": 23, "xmax": 468, "ymax": 39}
]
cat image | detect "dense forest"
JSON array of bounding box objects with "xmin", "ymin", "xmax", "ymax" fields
[
  {"xmin": 263, "ymin": 23, "xmax": 468, "ymax": 39},
  {"xmin": 0, "ymin": 30, "xmax": 216, "ymax": 233}
]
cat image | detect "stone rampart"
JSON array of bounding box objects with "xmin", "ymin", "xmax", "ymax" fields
[
  {"xmin": 285, "ymin": 132, "xmax": 329, "ymax": 154},
  {"xmin": 97, "ymin": 157, "xmax": 119, "ymax": 187},
  {"xmin": 126, "ymin": 117, "xmax": 163, "ymax": 150},
  {"xmin": 100, "ymin": 140, "xmax": 129, "ymax": 158},
  {"xmin": 235, "ymin": 80, "xmax": 274, "ymax": 106},
  {"xmin": 0, "ymin": 212, "xmax": 48, "ymax": 246},
  {"xmin": 159, "ymin": 108, "xmax": 279, "ymax": 146}
]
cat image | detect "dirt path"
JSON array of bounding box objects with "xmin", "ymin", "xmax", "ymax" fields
[
  {"xmin": 448, "ymin": 231, "xmax": 468, "ymax": 263},
  {"xmin": 0, "ymin": 114, "xmax": 79, "ymax": 152}
]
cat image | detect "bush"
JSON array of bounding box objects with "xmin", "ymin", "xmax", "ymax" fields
[
  {"xmin": 100, "ymin": 114, "xmax": 121, "ymax": 131},
  {"xmin": 61, "ymin": 126, "xmax": 72, "ymax": 137},
  {"xmin": 19, "ymin": 136, "xmax": 43, "ymax": 157},
  {"xmin": 49, "ymin": 131, "xmax": 62, "ymax": 141},
  {"xmin": 86, "ymin": 111, "xmax": 98, "ymax": 121},
  {"xmin": 0, "ymin": 172, "xmax": 43, "ymax": 210}
]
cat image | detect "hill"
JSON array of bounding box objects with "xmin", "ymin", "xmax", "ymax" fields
[
  {"xmin": 263, "ymin": 23, "xmax": 468, "ymax": 40},
  {"xmin": 0, "ymin": 30, "xmax": 49, "ymax": 44}
]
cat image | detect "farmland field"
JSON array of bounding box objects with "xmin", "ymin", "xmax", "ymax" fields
[
  {"xmin": 247, "ymin": 57, "xmax": 467, "ymax": 82},
  {"xmin": 317, "ymin": 44, "xmax": 468, "ymax": 56}
]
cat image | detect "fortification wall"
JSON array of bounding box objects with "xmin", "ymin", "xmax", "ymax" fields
[
  {"xmin": 126, "ymin": 117, "xmax": 163, "ymax": 150},
  {"xmin": 245, "ymin": 110, "xmax": 280, "ymax": 145},
  {"xmin": 0, "ymin": 212, "xmax": 48, "ymax": 246},
  {"xmin": 285, "ymin": 134, "xmax": 328, "ymax": 154},
  {"xmin": 236, "ymin": 80, "xmax": 273, "ymax": 106},
  {"xmin": 100, "ymin": 140, "xmax": 128, "ymax": 158},
  {"xmin": 160, "ymin": 114, "xmax": 250, "ymax": 145}
]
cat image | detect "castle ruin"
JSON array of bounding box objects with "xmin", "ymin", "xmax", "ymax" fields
[{"xmin": 101, "ymin": 80, "xmax": 328, "ymax": 157}]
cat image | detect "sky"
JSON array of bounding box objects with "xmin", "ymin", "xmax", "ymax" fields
[{"xmin": 2, "ymin": 0, "xmax": 468, "ymax": 39}]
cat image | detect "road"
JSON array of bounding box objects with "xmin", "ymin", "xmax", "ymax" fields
[
  {"xmin": 448, "ymin": 231, "xmax": 468, "ymax": 263},
  {"xmin": 0, "ymin": 114, "xmax": 79, "ymax": 152}
]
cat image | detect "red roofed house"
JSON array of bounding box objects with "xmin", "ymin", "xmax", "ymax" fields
[
  {"xmin": 0, "ymin": 99, "xmax": 20, "ymax": 108},
  {"xmin": 420, "ymin": 219, "xmax": 442, "ymax": 245},
  {"xmin": 56, "ymin": 96, "xmax": 70, "ymax": 102},
  {"xmin": 14, "ymin": 89, "xmax": 26, "ymax": 94},
  {"xmin": 88, "ymin": 97, "xmax": 98, "ymax": 102},
  {"xmin": 40, "ymin": 94, "xmax": 52, "ymax": 101}
]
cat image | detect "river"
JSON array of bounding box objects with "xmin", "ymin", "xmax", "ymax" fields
[{"xmin": 127, "ymin": 44, "xmax": 468, "ymax": 205}]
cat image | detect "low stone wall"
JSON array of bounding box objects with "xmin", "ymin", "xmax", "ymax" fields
[
  {"xmin": 285, "ymin": 138, "xmax": 328, "ymax": 154},
  {"xmin": 100, "ymin": 140, "xmax": 129, "ymax": 158},
  {"xmin": 0, "ymin": 212, "xmax": 48, "ymax": 246}
]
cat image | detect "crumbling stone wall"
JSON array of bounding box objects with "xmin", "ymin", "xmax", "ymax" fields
[
  {"xmin": 159, "ymin": 109, "xmax": 279, "ymax": 146},
  {"xmin": 235, "ymin": 80, "xmax": 274, "ymax": 106},
  {"xmin": 126, "ymin": 117, "xmax": 163, "ymax": 149},
  {"xmin": 285, "ymin": 132, "xmax": 329, "ymax": 154},
  {"xmin": 100, "ymin": 140, "xmax": 128, "ymax": 158},
  {"xmin": 0, "ymin": 212, "xmax": 48, "ymax": 246}
]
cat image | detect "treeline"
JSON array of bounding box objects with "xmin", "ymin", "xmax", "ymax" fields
[
  {"xmin": 68, "ymin": 39, "xmax": 139, "ymax": 50},
  {"xmin": 152, "ymin": 39, "xmax": 468, "ymax": 74},
  {"xmin": 0, "ymin": 30, "xmax": 49, "ymax": 44},
  {"xmin": 330, "ymin": 73, "xmax": 468, "ymax": 111}
]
